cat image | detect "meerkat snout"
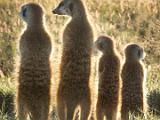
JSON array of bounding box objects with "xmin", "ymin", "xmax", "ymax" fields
[{"xmin": 19, "ymin": 3, "xmax": 43, "ymax": 25}]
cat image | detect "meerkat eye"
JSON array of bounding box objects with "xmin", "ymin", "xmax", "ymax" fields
[
  {"xmin": 69, "ymin": 3, "xmax": 74, "ymax": 11},
  {"xmin": 22, "ymin": 8, "xmax": 27, "ymax": 17},
  {"xmin": 99, "ymin": 43, "xmax": 104, "ymax": 49}
]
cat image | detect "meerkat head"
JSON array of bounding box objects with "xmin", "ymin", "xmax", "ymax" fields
[
  {"xmin": 19, "ymin": 3, "xmax": 43, "ymax": 26},
  {"xmin": 124, "ymin": 44, "xmax": 145, "ymax": 61},
  {"xmin": 52, "ymin": 0, "xmax": 86, "ymax": 18},
  {"xmin": 95, "ymin": 36, "xmax": 114, "ymax": 54}
]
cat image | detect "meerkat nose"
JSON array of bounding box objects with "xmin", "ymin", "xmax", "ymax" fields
[
  {"xmin": 52, "ymin": 9, "xmax": 55, "ymax": 14},
  {"xmin": 52, "ymin": 9, "xmax": 58, "ymax": 14}
]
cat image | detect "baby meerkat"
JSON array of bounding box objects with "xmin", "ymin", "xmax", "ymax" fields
[
  {"xmin": 16, "ymin": 3, "xmax": 52, "ymax": 120},
  {"xmin": 95, "ymin": 36, "xmax": 121, "ymax": 120},
  {"xmin": 52, "ymin": 0, "xmax": 93, "ymax": 120},
  {"xmin": 121, "ymin": 44, "xmax": 147, "ymax": 120}
]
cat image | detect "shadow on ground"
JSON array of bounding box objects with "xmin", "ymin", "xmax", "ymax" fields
[
  {"xmin": 148, "ymin": 90, "xmax": 160, "ymax": 116},
  {"xmin": 0, "ymin": 91, "xmax": 15, "ymax": 118}
]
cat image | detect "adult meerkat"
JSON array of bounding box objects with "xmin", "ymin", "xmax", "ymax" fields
[
  {"xmin": 121, "ymin": 44, "xmax": 147, "ymax": 120},
  {"xmin": 52, "ymin": 0, "xmax": 93, "ymax": 120},
  {"xmin": 95, "ymin": 36, "xmax": 121, "ymax": 120},
  {"xmin": 16, "ymin": 3, "xmax": 52, "ymax": 120}
]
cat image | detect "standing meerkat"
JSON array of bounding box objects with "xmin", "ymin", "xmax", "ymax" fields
[
  {"xmin": 52, "ymin": 0, "xmax": 93, "ymax": 119},
  {"xmin": 121, "ymin": 44, "xmax": 147, "ymax": 120},
  {"xmin": 16, "ymin": 3, "xmax": 52, "ymax": 120},
  {"xmin": 95, "ymin": 36, "xmax": 121, "ymax": 120}
]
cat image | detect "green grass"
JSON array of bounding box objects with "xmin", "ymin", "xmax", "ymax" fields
[{"xmin": 0, "ymin": 0, "xmax": 160, "ymax": 119}]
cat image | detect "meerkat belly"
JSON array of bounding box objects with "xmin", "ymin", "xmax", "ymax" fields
[
  {"xmin": 18, "ymin": 84, "xmax": 50, "ymax": 103},
  {"xmin": 98, "ymin": 80, "xmax": 119, "ymax": 103},
  {"xmin": 130, "ymin": 85, "xmax": 143, "ymax": 110},
  {"xmin": 122, "ymin": 81, "xmax": 143, "ymax": 110},
  {"xmin": 19, "ymin": 58, "xmax": 51, "ymax": 86},
  {"xmin": 18, "ymin": 64, "xmax": 51, "ymax": 104},
  {"xmin": 59, "ymin": 51, "xmax": 91, "ymax": 97}
]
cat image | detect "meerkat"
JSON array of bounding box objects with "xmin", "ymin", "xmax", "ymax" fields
[
  {"xmin": 95, "ymin": 36, "xmax": 121, "ymax": 120},
  {"xmin": 121, "ymin": 44, "xmax": 147, "ymax": 120},
  {"xmin": 52, "ymin": 0, "xmax": 93, "ymax": 119},
  {"xmin": 16, "ymin": 3, "xmax": 52, "ymax": 120}
]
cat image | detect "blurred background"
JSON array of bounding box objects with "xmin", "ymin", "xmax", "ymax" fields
[{"xmin": 0, "ymin": 0, "xmax": 160, "ymax": 119}]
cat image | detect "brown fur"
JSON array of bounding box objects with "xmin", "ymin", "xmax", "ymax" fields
[
  {"xmin": 16, "ymin": 3, "xmax": 52, "ymax": 120},
  {"xmin": 95, "ymin": 36, "xmax": 121, "ymax": 120},
  {"xmin": 53, "ymin": 0, "xmax": 93, "ymax": 120},
  {"xmin": 121, "ymin": 44, "xmax": 147, "ymax": 120}
]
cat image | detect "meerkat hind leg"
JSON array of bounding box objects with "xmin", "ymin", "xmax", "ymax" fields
[
  {"xmin": 57, "ymin": 98, "xmax": 66, "ymax": 120},
  {"xmin": 17, "ymin": 102, "xmax": 28, "ymax": 120},
  {"xmin": 121, "ymin": 111, "xmax": 129, "ymax": 120},
  {"xmin": 80, "ymin": 98, "xmax": 91, "ymax": 120},
  {"xmin": 16, "ymin": 96, "xmax": 28, "ymax": 120},
  {"xmin": 29, "ymin": 100, "xmax": 49, "ymax": 120},
  {"xmin": 96, "ymin": 107, "xmax": 104, "ymax": 120},
  {"xmin": 66, "ymin": 101, "xmax": 77, "ymax": 120},
  {"xmin": 106, "ymin": 108, "xmax": 117, "ymax": 120}
]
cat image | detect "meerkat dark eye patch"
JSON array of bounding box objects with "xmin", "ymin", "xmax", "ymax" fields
[
  {"xmin": 98, "ymin": 43, "xmax": 104, "ymax": 50},
  {"xmin": 22, "ymin": 8, "xmax": 27, "ymax": 17},
  {"xmin": 58, "ymin": 1, "xmax": 65, "ymax": 8},
  {"xmin": 138, "ymin": 49, "xmax": 141, "ymax": 58},
  {"xmin": 69, "ymin": 3, "xmax": 74, "ymax": 11}
]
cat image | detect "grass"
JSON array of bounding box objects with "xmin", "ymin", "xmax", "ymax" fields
[{"xmin": 0, "ymin": 0, "xmax": 160, "ymax": 119}]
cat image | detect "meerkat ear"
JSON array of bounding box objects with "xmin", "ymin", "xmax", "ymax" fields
[
  {"xmin": 137, "ymin": 48, "xmax": 144, "ymax": 59},
  {"xmin": 138, "ymin": 49, "xmax": 141, "ymax": 58}
]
